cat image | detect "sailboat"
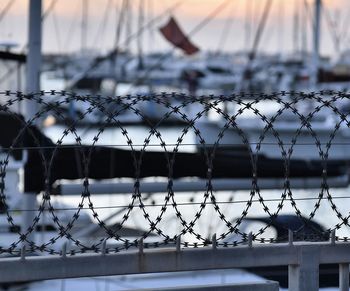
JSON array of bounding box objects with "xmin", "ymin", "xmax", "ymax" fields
[
  {"xmin": 195, "ymin": 95, "xmax": 350, "ymax": 162},
  {"xmin": 194, "ymin": 0, "xmax": 350, "ymax": 164}
]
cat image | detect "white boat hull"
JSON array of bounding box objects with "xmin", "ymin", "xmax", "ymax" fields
[{"xmin": 196, "ymin": 120, "xmax": 350, "ymax": 161}]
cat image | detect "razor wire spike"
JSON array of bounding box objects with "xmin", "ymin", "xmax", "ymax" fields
[
  {"xmin": 248, "ymin": 232, "xmax": 253, "ymax": 248},
  {"xmin": 331, "ymin": 229, "xmax": 336, "ymax": 245},
  {"xmin": 61, "ymin": 242, "xmax": 67, "ymax": 258},
  {"xmin": 101, "ymin": 239, "xmax": 107, "ymax": 255},
  {"xmin": 212, "ymin": 233, "xmax": 217, "ymax": 250},
  {"xmin": 20, "ymin": 245, "xmax": 26, "ymax": 261},
  {"xmin": 139, "ymin": 238, "xmax": 144, "ymax": 255},
  {"xmin": 288, "ymin": 230, "xmax": 293, "ymax": 246},
  {"xmin": 176, "ymin": 235, "xmax": 181, "ymax": 252}
]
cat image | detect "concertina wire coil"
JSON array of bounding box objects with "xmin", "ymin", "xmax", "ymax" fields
[{"xmin": 0, "ymin": 90, "xmax": 349, "ymax": 255}]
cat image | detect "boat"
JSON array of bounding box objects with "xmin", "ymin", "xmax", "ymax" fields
[
  {"xmin": 195, "ymin": 94, "xmax": 350, "ymax": 162},
  {"xmin": 195, "ymin": 0, "xmax": 350, "ymax": 163}
]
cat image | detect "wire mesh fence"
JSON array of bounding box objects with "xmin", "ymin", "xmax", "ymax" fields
[{"xmin": 1, "ymin": 90, "xmax": 350, "ymax": 256}]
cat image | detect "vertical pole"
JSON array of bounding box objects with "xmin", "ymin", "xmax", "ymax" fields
[
  {"xmin": 293, "ymin": 2, "xmax": 299, "ymax": 54},
  {"xmin": 81, "ymin": 0, "xmax": 88, "ymax": 53},
  {"xmin": 278, "ymin": 0, "xmax": 284, "ymax": 54},
  {"xmin": 147, "ymin": 0, "xmax": 154, "ymax": 53},
  {"xmin": 25, "ymin": 0, "xmax": 42, "ymax": 116},
  {"xmin": 244, "ymin": 0, "xmax": 252, "ymax": 52},
  {"xmin": 288, "ymin": 246, "xmax": 319, "ymax": 291},
  {"xmin": 22, "ymin": 0, "xmax": 42, "ymax": 247},
  {"xmin": 125, "ymin": 0, "xmax": 131, "ymax": 51},
  {"xmin": 311, "ymin": 0, "xmax": 322, "ymax": 89},
  {"xmin": 137, "ymin": 0, "xmax": 144, "ymax": 70},
  {"xmin": 339, "ymin": 263, "xmax": 349, "ymax": 291},
  {"xmin": 17, "ymin": 63, "xmax": 22, "ymax": 113},
  {"xmin": 301, "ymin": 0, "xmax": 308, "ymax": 58}
]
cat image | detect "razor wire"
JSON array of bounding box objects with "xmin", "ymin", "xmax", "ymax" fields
[{"xmin": 0, "ymin": 90, "xmax": 350, "ymax": 256}]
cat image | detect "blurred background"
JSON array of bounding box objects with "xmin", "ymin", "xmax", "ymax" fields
[{"xmin": 2, "ymin": 0, "xmax": 350, "ymax": 95}]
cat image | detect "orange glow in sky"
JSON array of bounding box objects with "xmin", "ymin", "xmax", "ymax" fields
[{"xmin": 1, "ymin": 0, "xmax": 350, "ymax": 57}]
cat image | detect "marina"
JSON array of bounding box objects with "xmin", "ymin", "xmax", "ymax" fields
[{"xmin": 2, "ymin": 0, "xmax": 350, "ymax": 290}]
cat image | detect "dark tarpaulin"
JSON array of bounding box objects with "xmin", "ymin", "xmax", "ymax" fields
[{"xmin": 159, "ymin": 17, "xmax": 199, "ymax": 55}]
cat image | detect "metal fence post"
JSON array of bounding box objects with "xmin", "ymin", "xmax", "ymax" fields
[
  {"xmin": 22, "ymin": 192, "xmax": 37, "ymax": 246},
  {"xmin": 288, "ymin": 246, "xmax": 319, "ymax": 291},
  {"xmin": 339, "ymin": 263, "xmax": 349, "ymax": 291}
]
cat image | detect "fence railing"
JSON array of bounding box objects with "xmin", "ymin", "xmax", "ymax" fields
[
  {"xmin": 0, "ymin": 238, "xmax": 349, "ymax": 291},
  {"xmin": 1, "ymin": 91, "xmax": 350, "ymax": 289}
]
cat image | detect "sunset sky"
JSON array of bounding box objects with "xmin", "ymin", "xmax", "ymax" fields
[{"xmin": 1, "ymin": 0, "xmax": 350, "ymax": 59}]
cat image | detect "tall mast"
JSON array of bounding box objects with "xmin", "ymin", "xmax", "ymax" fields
[
  {"xmin": 278, "ymin": 0, "xmax": 284, "ymax": 54},
  {"xmin": 301, "ymin": 0, "xmax": 308, "ymax": 58},
  {"xmin": 311, "ymin": 0, "xmax": 322, "ymax": 88},
  {"xmin": 25, "ymin": 0, "xmax": 42, "ymax": 117},
  {"xmin": 293, "ymin": 1, "xmax": 300, "ymax": 54},
  {"xmin": 148, "ymin": 0, "xmax": 154, "ymax": 52},
  {"xmin": 23, "ymin": 0, "xmax": 42, "ymax": 246},
  {"xmin": 244, "ymin": 0, "xmax": 252, "ymax": 51},
  {"xmin": 81, "ymin": 0, "xmax": 88, "ymax": 52},
  {"xmin": 137, "ymin": 0, "xmax": 144, "ymax": 69},
  {"xmin": 125, "ymin": 0, "xmax": 131, "ymax": 52}
]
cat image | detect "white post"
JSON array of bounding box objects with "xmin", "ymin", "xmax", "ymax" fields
[
  {"xmin": 288, "ymin": 246, "xmax": 319, "ymax": 291},
  {"xmin": 339, "ymin": 263, "xmax": 349, "ymax": 291},
  {"xmin": 22, "ymin": 0, "xmax": 42, "ymax": 248}
]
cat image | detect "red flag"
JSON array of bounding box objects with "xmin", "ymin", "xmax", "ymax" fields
[{"xmin": 159, "ymin": 17, "xmax": 200, "ymax": 55}]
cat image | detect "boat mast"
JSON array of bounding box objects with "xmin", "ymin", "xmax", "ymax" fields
[
  {"xmin": 137, "ymin": 0, "xmax": 144, "ymax": 70},
  {"xmin": 311, "ymin": 0, "xmax": 322, "ymax": 89},
  {"xmin": 244, "ymin": 0, "xmax": 252, "ymax": 52},
  {"xmin": 293, "ymin": 1, "xmax": 300, "ymax": 54},
  {"xmin": 81, "ymin": 0, "xmax": 88, "ymax": 53},
  {"xmin": 301, "ymin": 0, "xmax": 308, "ymax": 59},
  {"xmin": 25, "ymin": 0, "xmax": 42, "ymax": 118},
  {"xmin": 278, "ymin": 0, "xmax": 285, "ymax": 55},
  {"xmin": 23, "ymin": 0, "xmax": 42, "ymax": 246}
]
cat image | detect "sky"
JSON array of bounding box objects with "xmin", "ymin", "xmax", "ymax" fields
[{"xmin": 1, "ymin": 0, "xmax": 350, "ymax": 60}]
